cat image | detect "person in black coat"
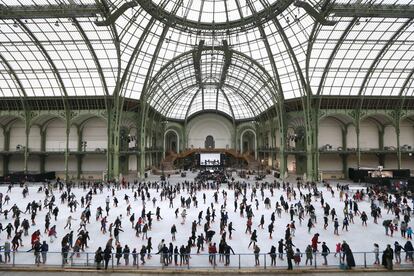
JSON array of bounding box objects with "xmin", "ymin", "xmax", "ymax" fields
[
  {"xmin": 321, "ymin": 242, "xmax": 330, "ymax": 265},
  {"xmin": 95, "ymin": 247, "xmax": 103, "ymax": 269},
  {"xmin": 394, "ymin": 241, "xmax": 404, "ymax": 264},
  {"xmin": 103, "ymin": 246, "xmax": 112, "ymax": 270},
  {"xmin": 156, "ymin": 244, "xmax": 169, "ymax": 265},
  {"xmin": 382, "ymin": 244, "xmax": 394, "ymax": 270},
  {"xmin": 61, "ymin": 244, "xmax": 69, "ymax": 265},
  {"xmin": 341, "ymin": 241, "xmax": 355, "ymax": 268},
  {"xmin": 286, "ymin": 245, "xmax": 294, "ymax": 270},
  {"xmin": 41, "ymin": 241, "xmax": 49, "ymax": 264},
  {"xmin": 115, "ymin": 243, "xmax": 122, "ymax": 265},
  {"xmin": 140, "ymin": 245, "xmax": 147, "ymax": 265},
  {"xmin": 123, "ymin": 244, "xmax": 130, "ymax": 266},
  {"xmin": 174, "ymin": 246, "xmax": 179, "ymax": 265},
  {"xmin": 224, "ymin": 243, "xmax": 235, "ymax": 266},
  {"xmin": 248, "ymin": 230, "xmax": 257, "ymax": 248},
  {"xmin": 278, "ymin": 239, "xmax": 285, "ymax": 260},
  {"xmin": 404, "ymin": 241, "xmax": 413, "ymax": 262},
  {"xmin": 269, "ymin": 245, "xmax": 277, "ymax": 266}
]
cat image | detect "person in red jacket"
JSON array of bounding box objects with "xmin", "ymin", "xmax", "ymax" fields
[
  {"xmin": 48, "ymin": 225, "xmax": 57, "ymax": 243},
  {"xmin": 208, "ymin": 243, "xmax": 217, "ymax": 265},
  {"xmin": 31, "ymin": 230, "xmax": 41, "ymax": 248},
  {"xmin": 311, "ymin": 233, "xmax": 320, "ymax": 252}
]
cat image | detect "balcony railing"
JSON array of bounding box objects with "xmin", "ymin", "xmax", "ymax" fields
[{"xmin": 0, "ymin": 250, "xmax": 412, "ymax": 271}]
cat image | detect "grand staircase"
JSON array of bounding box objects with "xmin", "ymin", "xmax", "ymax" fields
[
  {"xmin": 161, "ymin": 151, "xmax": 177, "ymax": 171},
  {"xmin": 243, "ymin": 152, "xmax": 260, "ymax": 170},
  {"xmin": 160, "ymin": 148, "xmax": 259, "ymax": 170}
]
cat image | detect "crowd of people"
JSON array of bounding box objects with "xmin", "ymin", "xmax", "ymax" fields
[{"xmin": 0, "ymin": 174, "xmax": 412, "ymax": 271}]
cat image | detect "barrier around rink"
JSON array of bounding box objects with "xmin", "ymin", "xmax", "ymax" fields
[{"xmin": 0, "ymin": 250, "xmax": 413, "ymax": 270}]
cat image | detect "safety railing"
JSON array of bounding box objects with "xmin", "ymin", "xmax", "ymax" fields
[{"xmin": 0, "ymin": 250, "xmax": 413, "ymax": 270}]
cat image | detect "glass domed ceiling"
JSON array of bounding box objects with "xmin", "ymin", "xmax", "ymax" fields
[
  {"xmin": 0, "ymin": 0, "xmax": 413, "ymax": 120},
  {"xmin": 152, "ymin": 0, "xmax": 278, "ymax": 24}
]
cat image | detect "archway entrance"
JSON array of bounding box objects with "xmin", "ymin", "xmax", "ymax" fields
[
  {"xmin": 241, "ymin": 129, "xmax": 256, "ymax": 157},
  {"xmin": 164, "ymin": 129, "xmax": 179, "ymax": 155}
]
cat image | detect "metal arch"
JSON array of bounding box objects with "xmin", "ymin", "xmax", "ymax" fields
[
  {"xmin": 245, "ymin": 0, "xmax": 286, "ymax": 169},
  {"xmin": 96, "ymin": 0, "xmax": 295, "ymax": 33},
  {"xmin": 218, "ymin": 83, "xmax": 261, "ymax": 119},
  {"xmin": 95, "ymin": 1, "xmax": 137, "ymax": 26},
  {"xmin": 294, "ymin": 1, "xmax": 337, "ymax": 26},
  {"xmin": 241, "ymin": 0, "xmax": 284, "ymax": 135},
  {"xmin": 157, "ymin": 83, "xmax": 268, "ymax": 122},
  {"xmin": 306, "ymin": 21, "xmax": 322, "ymax": 91},
  {"xmin": 142, "ymin": 47, "xmax": 281, "ymax": 124},
  {"xmin": 113, "ymin": 16, "xmax": 158, "ymax": 156},
  {"xmin": 146, "ymin": 50, "xmax": 205, "ymax": 97},
  {"xmin": 151, "ymin": 62, "xmax": 198, "ymax": 103},
  {"xmin": 40, "ymin": 116, "xmax": 66, "ymax": 132},
  {"xmin": 136, "ymin": 1, "xmax": 179, "ymax": 104},
  {"xmin": 3, "ymin": 117, "xmax": 24, "ymax": 132},
  {"xmin": 151, "ymin": 66, "xmax": 271, "ymax": 119},
  {"xmin": 357, "ymin": 19, "xmax": 412, "ymax": 107},
  {"xmin": 156, "ymin": 74, "xmax": 266, "ymax": 121},
  {"xmin": 218, "ymin": 88, "xmax": 236, "ymax": 122},
  {"xmin": 233, "ymin": 0, "xmax": 244, "ymax": 19},
  {"xmin": 157, "ymin": 78, "xmax": 264, "ymax": 121},
  {"xmin": 226, "ymin": 50, "xmax": 280, "ymax": 98},
  {"xmin": 148, "ymin": 71, "xmax": 196, "ymax": 108},
  {"xmin": 360, "ymin": 116, "xmax": 385, "ymax": 130},
  {"xmin": 118, "ymin": 17, "xmax": 157, "ymax": 97},
  {"xmin": 146, "ymin": 51, "xmax": 277, "ymax": 118},
  {"xmin": 271, "ymin": 16, "xmax": 312, "ymax": 151},
  {"xmin": 139, "ymin": 4, "xmax": 175, "ymax": 173},
  {"xmin": 156, "ymin": 85, "xmax": 198, "ymax": 116},
  {"xmin": 253, "ymin": 22, "xmax": 284, "ymax": 101},
  {"xmin": 72, "ymin": 19, "xmax": 110, "ymax": 97},
  {"xmin": 398, "ymin": 66, "xmax": 414, "ymax": 109},
  {"xmin": 240, "ymin": 128, "xmax": 257, "ymax": 156},
  {"xmin": 146, "ymin": 47, "xmax": 280, "ymax": 103},
  {"xmin": 77, "ymin": 115, "xmax": 107, "ymax": 132},
  {"xmin": 270, "ymin": 16, "xmax": 317, "ymax": 179},
  {"xmin": 185, "ymin": 109, "xmax": 237, "ymax": 123},
  {"xmin": 316, "ymin": 19, "xmax": 357, "ymax": 96},
  {"xmin": 150, "ymin": 55, "xmax": 275, "ymax": 105},
  {"xmin": 271, "ymin": 18, "xmax": 308, "ymax": 97},
  {"xmin": 320, "ymin": 115, "xmax": 347, "ymax": 130},
  {"xmin": 184, "ymin": 87, "xmax": 202, "ymax": 120},
  {"xmin": 18, "ymin": 20, "xmax": 70, "ymax": 113},
  {"xmin": 0, "ymin": 71, "xmax": 12, "ymax": 109},
  {"xmin": 0, "ymin": 53, "xmax": 29, "ymax": 111},
  {"xmin": 402, "ymin": 117, "xmax": 414, "ymax": 125},
  {"xmin": 217, "ymin": 40, "xmax": 232, "ymax": 90}
]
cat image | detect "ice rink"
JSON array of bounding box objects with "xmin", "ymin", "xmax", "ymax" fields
[{"xmin": 0, "ymin": 172, "xmax": 412, "ymax": 269}]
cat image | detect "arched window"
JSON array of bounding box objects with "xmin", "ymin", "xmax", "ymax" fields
[{"xmin": 205, "ymin": 135, "xmax": 215, "ymax": 149}]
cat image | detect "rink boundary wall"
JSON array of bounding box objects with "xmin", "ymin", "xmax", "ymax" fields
[{"xmin": 1, "ymin": 267, "xmax": 414, "ymax": 274}]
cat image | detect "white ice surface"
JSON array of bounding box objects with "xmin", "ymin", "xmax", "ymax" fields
[{"xmin": 0, "ymin": 172, "xmax": 412, "ymax": 268}]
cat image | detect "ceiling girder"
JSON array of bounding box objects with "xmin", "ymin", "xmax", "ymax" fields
[
  {"xmin": 218, "ymin": 40, "xmax": 232, "ymax": 90},
  {"xmin": 0, "ymin": 4, "xmax": 104, "ymax": 20},
  {"xmin": 330, "ymin": 3, "xmax": 414, "ymax": 19},
  {"xmin": 192, "ymin": 40, "xmax": 204, "ymax": 88},
  {"xmin": 294, "ymin": 1, "xmax": 337, "ymax": 26},
  {"xmin": 96, "ymin": 0, "xmax": 295, "ymax": 33}
]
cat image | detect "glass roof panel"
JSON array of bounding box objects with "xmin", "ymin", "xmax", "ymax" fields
[{"xmin": 0, "ymin": 0, "xmax": 413, "ymax": 118}]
